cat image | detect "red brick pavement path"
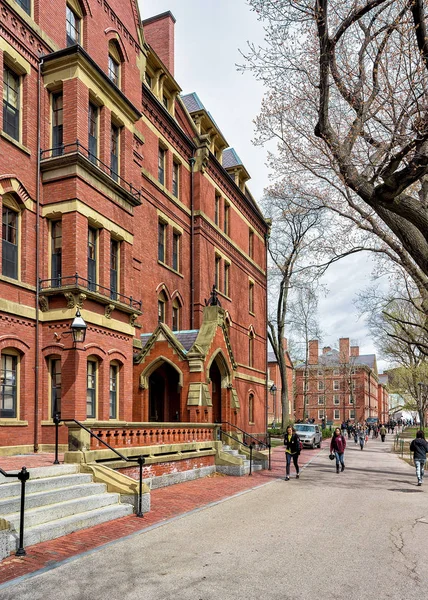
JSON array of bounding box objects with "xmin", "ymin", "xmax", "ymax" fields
[{"xmin": 0, "ymin": 445, "xmax": 324, "ymax": 585}]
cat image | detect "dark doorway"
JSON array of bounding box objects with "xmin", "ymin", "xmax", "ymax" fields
[
  {"xmin": 210, "ymin": 360, "xmax": 222, "ymax": 423},
  {"xmin": 148, "ymin": 362, "xmax": 180, "ymax": 422}
]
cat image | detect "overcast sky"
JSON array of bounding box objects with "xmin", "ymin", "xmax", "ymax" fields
[{"xmin": 139, "ymin": 0, "xmax": 389, "ymax": 372}]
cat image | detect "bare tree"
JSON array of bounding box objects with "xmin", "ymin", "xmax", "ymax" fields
[
  {"xmin": 265, "ymin": 196, "xmax": 325, "ymax": 426},
  {"xmin": 241, "ymin": 0, "xmax": 428, "ymax": 322}
]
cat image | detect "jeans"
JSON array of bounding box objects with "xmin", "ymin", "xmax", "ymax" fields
[
  {"xmin": 335, "ymin": 451, "xmax": 345, "ymax": 468},
  {"xmin": 286, "ymin": 452, "xmax": 299, "ymax": 475},
  {"xmin": 415, "ymin": 459, "xmax": 425, "ymax": 482}
]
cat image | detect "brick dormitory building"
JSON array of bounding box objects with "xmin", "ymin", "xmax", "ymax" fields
[
  {"xmin": 295, "ymin": 338, "xmax": 388, "ymax": 425},
  {"xmin": 0, "ymin": 0, "xmax": 269, "ymax": 484}
]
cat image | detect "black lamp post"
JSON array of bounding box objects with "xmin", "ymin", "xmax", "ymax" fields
[{"xmin": 270, "ymin": 384, "xmax": 277, "ymax": 427}]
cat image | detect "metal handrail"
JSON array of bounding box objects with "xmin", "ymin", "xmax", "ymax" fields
[
  {"xmin": 221, "ymin": 420, "xmax": 269, "ymax": 450},
  {"xmin": 40, "ymin": 139, "xmax": 141, "ymax": 202},
  {"xmin": 54, "ymin": 415, "xmax": 146, "ymax": 517},
  {"xmin": 0, "ymin": 466, "xmax": 29, "ymax": 556},
  {"xmin": 220, "ymin": 430, "xmax": 255, "ymax": 476},
  {"xmin": 39, "ymin": 273, "xmax": 142, "ymax": 311}
]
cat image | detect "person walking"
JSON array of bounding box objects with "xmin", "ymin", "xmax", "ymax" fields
[
  {"xmin": 410, "ymin": 430, "xmax": 428, "ymax": 486},
  {"xmin": 358, "ymin": 429, "xmax": 365, "ymax": 450},
  {"xmin": 330, "ymin": 427, "xmax": 346, "ymax": 473},
  {"xmin": 380, "ymin": 424, "xmax": 387, "ymax": 442},
  {"xmin": 284, "ymin": 425, "xmax": 301, "ymax": 481}
]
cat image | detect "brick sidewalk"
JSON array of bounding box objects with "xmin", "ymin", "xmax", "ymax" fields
[{"xmin": 0, "ymin": 445, "xmax": 323, "ymax": 586}]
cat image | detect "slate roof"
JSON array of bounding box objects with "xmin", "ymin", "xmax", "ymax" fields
[
  {"xmin": 268, "ymin": 351, "xmax": 277, "ymax": 363},
  {"xmin": 222, "ymin": 147, "xmax": 243, "ymax": 169},
  {"xmin": 181, "ymin": 92, "xmax": 204, "ymax": 113},
  {"xmin": 300, "ymin": 348, "xmax": 377, "ymax": 371},
  {"xmin": 139, "ymin": 329, "xmax": 199, "ymax": 352}
]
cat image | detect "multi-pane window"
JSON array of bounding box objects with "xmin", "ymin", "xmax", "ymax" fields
[
  {"xmin": 333, "ymin": 380, "xmax": 340, "ymax": 390},
  {"xmin": 172, "ymin": 300, "xmax": 180, "ymax": 331},
  {"xmin": 86, "ymin": 360, "xmax": 96, "ymax": 418},
  {"xmin": 318, "ymin": 395, "xmax": 324, "ymax": 405},
  {"xmin": 172, "ymin": 232, "xmax": 180, "ymax": 271},
  {"xmin": 318, "ymin": 410, "xmax": 325, "ymax": 420},
  {"xmin": 66, "ymin": 5, "xmax": 80, "ymax": 46},
  {"xmin": 333, "ymin": 369, "xmax": 340, "ymax": 375},
  {"xmin": 88, "ymin": 103, "xmax": 98, "ymax": 163},
  {"xmin": 110, "ymin": 238, "xmax": 119, "ymax": 300},
  {"xmin": 109, "ymin": 363, "xmax": 118, "ymax": 419},
  {"xmin": 249, "ymin": 332, "xmax": 254, "ymax": 367},
  {"xmin": 158, "ymin": 291, "xmax": 167, "ymax": 323},
  {"xmin": 172, "ymin": 161, "xmax": 179, "ymax": 197},
  {"xmin": 249, "ymin": 230, "xmax": 254, "ymax": 258},
  {"xmin": 87, "ymin": 227, "xmax": 97, "ymax": 291},
  {"xmin": 15, "ymin": 0, "xmax": 31, "ymax": 14},
  {"xmin": 108, "ymin": 55, "xmax": 119, "ymax": 86},
  {"xmin": 333, "ymin": 394, "xmax": 340, "ymax": 405},
  {"xmin": 215, "ymin": 255, "xmax": 221, "ymax": 290},
  {"xmin": 158, "ymin": 146, "xmax": 166, "ymax": 185},
  {"xmin": 52, "ymin": 93, "xmax": 63, "ymax": 156},
  {"xmin": 0, "ymin": 353, "xmax": 17, "ymax": 418},
  {"xmin": 51, "ymin": 220, "xmax": 62, "ymax": 287},
  {"xmin": 145, "ymin": 72, "xmax": 152, "ymax": 88},
  {"xmin": 224, "ymin": 262, "xmax": 230, "ymax": 296},
  {"xmin": 318, "ymin": 380, "xmax": 324, "ymax": 391},
  {"xmin": 334, "ymin": 409, "xmax": 340, "ymax": 420},
  {"xmin": 350, "ymin": 409, "xmax": 355, "ymax": 420},
  {"xmin": 3, "ymin": 67, "xmax": 20, "ymax": 141},
  {"xmin": 249, "ymin": 393, "xmax": 254, "ymax": 423},
  {"xmin": 110, "ymin": 124, "xmax": 119, "ymax": 182},
  {"xmin": 2, "ymin": 206, "xmax": 18, "ymax": 279},
  {"xmin": 223, "ymin": 203, "xmax": 229, "ymax": 235},
  {"xmin": 349, "ymin": 395, "xmax": 354, "ymax": 404},
  {"xmin": 214, "ymin": 194, "xmax": 220, "ymax": 226},
  {"xmin": 162, "ymin": 94, "xmax": 169, "ymax": 109},
  {"xmin": 249, "ymin": 281, "xmax": 254, "ymax": 313},
  {"xmin": 50, "ymin": 359, "xmax": 61, "ymax": 418},
  {"xmin": 158, "ymin": 221, "xmax": 166, "ymax": 263}
]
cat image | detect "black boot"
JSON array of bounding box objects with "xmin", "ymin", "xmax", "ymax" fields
[
  {"xmin": 341, "ymin": 464, "xmax": 345, "ymax": 472},
  {"xmin": 336, "ymin": 465, "xmax": 339, "ymax": 473}
]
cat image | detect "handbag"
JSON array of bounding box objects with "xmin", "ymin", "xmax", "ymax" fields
[{"xmin": 329, "ymin": 453, "xmax": 335, "ymax": 460}]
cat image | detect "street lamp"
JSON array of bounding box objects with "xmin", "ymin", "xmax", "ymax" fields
[
  {"xmin": 54, "ymin": 308, "xmax": 87, "ymax": 346},
  {"xmin": 270, "ymin": 384, "xmax": 277, "ymax": 428}
]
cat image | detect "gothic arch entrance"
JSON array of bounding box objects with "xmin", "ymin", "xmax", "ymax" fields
[
  {"xmin": 210, "ymin": 360, "xmax": 222, "ymax": 423},
  {"xmin": 148, "ymin": 362, "xmax": 181, "ymax": 422}
]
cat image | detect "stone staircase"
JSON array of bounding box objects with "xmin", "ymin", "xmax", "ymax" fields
[
  {"xmin": 0, "ymin": 464, "xmax": 133, "ymax": 557},
  {"xmin": 218, "ymin": 445, "xmax": 264, "ymax": 476}
]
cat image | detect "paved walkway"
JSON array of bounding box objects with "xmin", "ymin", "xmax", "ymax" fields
[{"xmin": 0, "ymin": 443, "xmax": 319, "ymax": 585}]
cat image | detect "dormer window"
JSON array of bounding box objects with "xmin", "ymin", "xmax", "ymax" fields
[
  {"xmin": 108, "ymin": 41, "xmax": 121, "ymax": 87},
  {"xmin": 66, "ymin": 4, "xmax": 81, "ymax": 46},
  {"xmin": 145, "ymin": 72, "xmax": 152, "ymax": 88}
]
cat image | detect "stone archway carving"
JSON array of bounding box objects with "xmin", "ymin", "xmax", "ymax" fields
[{"xmin": 139, "ymin": 355, "xmax": 184, "ymax": 390}]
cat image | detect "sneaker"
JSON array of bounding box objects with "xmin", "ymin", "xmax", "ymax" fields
[
  {"xmin": 296, "ymin": 474, "xmax": 299, "ymax": 479},
  {"xmin": 285, "ymin": 476, "xmax": 289, "ymax": 481},
  {"xmin": 418, "ymin": 481, "xmax": 422, "ymax": 486}
]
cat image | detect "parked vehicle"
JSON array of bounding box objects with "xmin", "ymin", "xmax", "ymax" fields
[{"xmin": 294, "ymin": 424, "xmax": 322, "ymax": 449}]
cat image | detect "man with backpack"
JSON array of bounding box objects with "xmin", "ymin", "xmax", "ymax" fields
[{"xmin": 410, "ymin": 430, "xmax": 428, "ymax": 486}]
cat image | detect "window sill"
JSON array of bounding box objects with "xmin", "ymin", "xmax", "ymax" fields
[
  {"xmin": 0, "ymin": 420, "xmax": 28, "ymax": 426},
  {"xmin": 157, "ymin": 260, "xmax": 184, "ymax": 277},
  {"xmin": 249, "ymin": 311, "xmax": 255, "ymax": 317},
  {"xmin": 0, "ymin": 275, "xmax": 36, "ymax": 291},
  {"xmin": 1, "ymin": 131, "xmax": 31, "ymax": 156},
  {"xmin": 217, "ymin": 290, "xmax": 231, "ymax": 302}
]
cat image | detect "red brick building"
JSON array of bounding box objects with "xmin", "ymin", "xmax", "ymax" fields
[
  {"xmin": 294, "ymin": 338, "xmax": 385, "ymax": 425},
  {"xmin": 267, "ymin": 339, "xmax": 293, "ymax": 426},
  {"xmin": 0, "ymin": 2, "xmax": 268, "ymax": 464}
]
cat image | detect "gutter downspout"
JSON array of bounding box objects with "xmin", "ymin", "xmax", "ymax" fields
[
  {"xmin": 34, "ymin": 57, "xmax": 43, "ymax": 452},
  {"xmin": 189, "ymin": 156, "xmax": 195, "ymax": 330},
  {"xmin": 264, "ymin": 229, "xmax": 270, "ymax": 438}
]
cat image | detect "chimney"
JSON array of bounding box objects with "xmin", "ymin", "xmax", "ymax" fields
[
  {"xmin": 282, "ymin": 338, "xmax": 288, "ymax": 352},
  {"xmin": 308, "ymin": 340, "xmax": 319, "ymax": 365},
  {"xmin": 143, "ymin": 12, "xmax": 176, "ymax": 76},
  {"xmin": 339, "ymin": 338, "xmax": 350, "ymax": 363},
  {"xmin": 350, "ymin": 346, "xmax": 359, "ymax": 357},
  {"xmin": 322, "ymin": 346, "xmax": 331, "ymax": 354}
]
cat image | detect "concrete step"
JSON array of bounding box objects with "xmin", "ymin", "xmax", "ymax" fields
[
  {"xmin": 6, "ymin": 491, "xmax": 121, "ymax": 529},
  {"xmin": 0, "ymin": 464, "xmax": 79, "ymax": 485},
  {"xmin": 7, "ymin": 503, "xmax": 133, "ymax": 551},
  {"xmin": 0, "ymin": 481, "xmax": 107, "ymax": 514},
  {"xmin": 0, "ymin": 473, "xmax": 94, "ymax": 499}
]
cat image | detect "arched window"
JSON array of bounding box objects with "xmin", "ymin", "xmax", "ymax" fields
[
  {"xmin": 0, "ymin": 349, "xmax": 19, "ymax": 419},
  {"xmin": 108, "ymin": 41, "xmax": 122, "ymax": 87},
  {"xmin": 66, "ymin": 1, "xmax": 83, "ymax": 47},
  {"xmin": 158, "ymin": 290, "xmax": 168, "ymax": 323},
  {"xmin": 2, "ymin": 195, "xmax": 21, "ymax": 281},
  {"xmin": 86, "ymin": 357, "xmax": 98, "ymax": 419},
  {"xmin": 248, "ymin": 393, "xmax": 254, "ymax": 424},
  {"xmin": 172, "ymin": 298, "xmax": 181, "ymax": 331},
  {"xmin": 49, "ymin": 357, "xmax": 62, "ymax": 418},
  {"xmin": 109, "ymin": 361, "xmax": 119, "ymax": 419},
  {"xmin": 248, "ymin": 329, "xmax": 255, "ymax": 368}
]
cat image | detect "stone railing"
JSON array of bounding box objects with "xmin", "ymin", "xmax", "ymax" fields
[{"xmin": 87, "ymin": 422, "xmax": 216, "ymax": 451}]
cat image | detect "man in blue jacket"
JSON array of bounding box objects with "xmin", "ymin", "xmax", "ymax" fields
[{"xmin": 410, "ymin": 430, "xmax": 428, "ymax": 486}]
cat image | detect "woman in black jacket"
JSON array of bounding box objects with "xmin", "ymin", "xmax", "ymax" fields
[
  {"xmin": 410, "ymin": 430, "xmax": 428, "ymax": 486},
  {"xmin": 284, "ymin": 425, "xmax": 301, "ymax": 481}
]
